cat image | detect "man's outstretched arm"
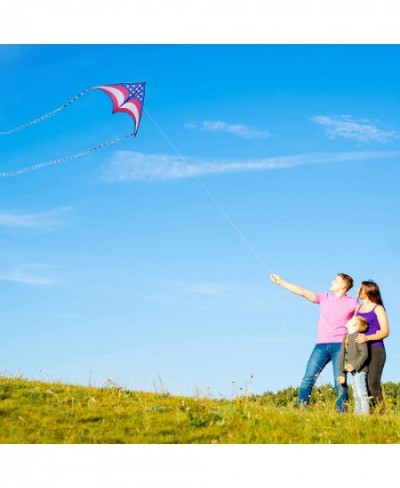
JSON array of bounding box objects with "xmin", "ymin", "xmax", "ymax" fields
[{"xmin": 270, "ymin": 274, "xmax": 317, "ymax": 303}]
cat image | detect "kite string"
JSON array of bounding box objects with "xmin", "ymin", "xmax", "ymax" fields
[
  {"xmin": 144, "ymin": 109, "xmax": 272, "ymax": 274},
  {"xmin": 144, "ymin": 108, "xmax": 305, "ymax": 354}
]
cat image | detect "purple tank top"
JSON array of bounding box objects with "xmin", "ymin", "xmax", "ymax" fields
[{"xmin": 356, "ymin": 306, "xmax": 384, "ymax": 347}]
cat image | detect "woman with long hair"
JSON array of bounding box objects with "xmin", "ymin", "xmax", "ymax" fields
[{"xmin": 355, "ymin": 280, "xmax": 390, "ymax": 410}]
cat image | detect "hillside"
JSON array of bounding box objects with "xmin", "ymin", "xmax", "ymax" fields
[{"xmin": 1, "ymin": 376, "xmax": 400, "ymax": 443}]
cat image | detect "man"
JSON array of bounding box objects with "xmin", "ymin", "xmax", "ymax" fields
[{"xmin": 270, "ymin": 273, "xmax": 358, "ymax": 412}]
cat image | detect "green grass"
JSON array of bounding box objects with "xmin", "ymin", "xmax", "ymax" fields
[{"xmin": 1, "ymin": 376, "xmax": 400, "ymax": 443}]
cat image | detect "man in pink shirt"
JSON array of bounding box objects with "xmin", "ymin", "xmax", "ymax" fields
[{"xmin": 271, "ymin": 273, "xmax": 358, "ymax": 412}]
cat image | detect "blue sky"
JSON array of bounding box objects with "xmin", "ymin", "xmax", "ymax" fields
[{"xmin": 1, "ymin": 44, "xmax": 400, "ymax": 398}]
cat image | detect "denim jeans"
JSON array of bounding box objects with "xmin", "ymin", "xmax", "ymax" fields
[
  {"xmin": 351, "ymin": 371, "xmax": 369, "ymax": 415},
  {"xmin": 297, "ymin": 343, "xmax": 348, "ymax": 412}
]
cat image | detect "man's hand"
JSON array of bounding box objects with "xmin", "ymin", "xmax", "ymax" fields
[{"xmin": 270, "ymin": 274, "xmax": 281, "ymax": 285}]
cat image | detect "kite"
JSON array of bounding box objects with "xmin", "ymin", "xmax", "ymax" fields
[{"xmin": 0, "ymin": 82, "xmax": 146, "ymax": 177}]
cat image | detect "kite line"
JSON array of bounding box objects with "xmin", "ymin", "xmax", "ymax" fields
[
  {"xmin": 144, "ymin": 107, "xmax": 305, "ymax": 356},
  {"xmin": 0, "ymin": 82, "xmax": 146, "ymax": 177},
  {"xmin": 144, "ymin": 107, "xmax": 272, "ymax": 275}
]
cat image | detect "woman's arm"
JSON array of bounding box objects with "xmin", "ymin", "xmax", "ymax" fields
[{"xmin": 356, "ymin": 305, "xmax": 390, "ymax": 343}]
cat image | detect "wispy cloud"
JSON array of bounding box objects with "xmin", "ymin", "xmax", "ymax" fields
[
  {"xmin": 0, "ymin": 264, "xmax": 54, "ymax": 286},
  {"xmin": 150, "ymin": 279, "xmax": 230, "ymax": 298},
  {"xmin": 186, "ymin": 120, "xmax": 271, "ymax": 139},
  {"xmin": 144, "ymin": 279, "xmax": 260, "ymax": 304},
  {"xmin": 0, "ymin": 206, "xmax": 72, "ymax": 230},
  {"xmin": 102, "ymin": 150, "xmax": 400, "ymax": 183},
  {"xmin": 312, "ymin": 115, "xmax": 399, "ymax": 143},
  {"xmin": 143, "ymin": 279, "xmax": 282, "ymax": 313},
  {"xmin": 142, "ymin": 280, "xmax": 230, "ymax": 305},
  {"xmin": 176, "ymin": 280, "xmax": 229, "ymax": 296}
]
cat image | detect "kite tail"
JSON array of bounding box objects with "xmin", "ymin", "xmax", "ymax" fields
[
  {"xmin": 0, "ymin": 133, "xmax": 134, "ymax": 177},
  {"xmin": 0, "ymin": 86, "xmax": 95, "ymax": 136}
]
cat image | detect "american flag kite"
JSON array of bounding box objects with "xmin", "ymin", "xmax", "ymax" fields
[
  {"xmin": 96, "ymin": 82, "xmax": 146, "ymax": 136},
  {"xmin": 0, "ymin": 81, "xmax": 146, "ymax": 177}
]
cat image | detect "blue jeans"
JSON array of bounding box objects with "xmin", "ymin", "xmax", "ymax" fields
[
  {"xmin": 297, "ymin": 343, "xmax": 348, "ymax": 412},
  {"xmin": 351, "ymin": 371, "xmax": 369, "ymax": 415}
]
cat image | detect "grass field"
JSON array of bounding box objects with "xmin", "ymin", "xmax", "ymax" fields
[{"xmin": 1, "ymin": 376, "xmax": 400, "ymax": 443}]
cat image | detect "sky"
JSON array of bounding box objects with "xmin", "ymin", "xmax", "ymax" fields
[{"xmin": 1, "ymin": 44, "xmax": 400, "ymax": 401}]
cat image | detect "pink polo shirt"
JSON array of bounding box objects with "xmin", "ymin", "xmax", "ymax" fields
[{"xmin": 314, "ymin": 292, "xmax": 358, "ymax": 343}]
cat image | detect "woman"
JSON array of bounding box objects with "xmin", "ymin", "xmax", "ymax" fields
[{"xmin": 355, "ymin": 280, "xmax": 390, "ymax": 410}]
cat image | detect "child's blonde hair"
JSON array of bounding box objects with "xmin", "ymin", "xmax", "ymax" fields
[{"xmin": 355, "ymin": 316, "xmax": 368, "ymax": 333}]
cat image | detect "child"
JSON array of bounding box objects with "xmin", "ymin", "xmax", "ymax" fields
[{"xmin": 337, "ymin": 315, "xmax": 370, "ymax": 415}]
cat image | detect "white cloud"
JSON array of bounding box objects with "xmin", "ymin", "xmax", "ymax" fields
[
  {"xmin": 186, "ymin": 120, "xmax": 271, "ymax": 139},
  {"xmin": 0, "ymin": 264, "xmax": 54, "ymax": 286},
  {"xmin": 160, "ymin": 279, "xmax": 229, "ymax": 296},
  {"xmin": 312, "ymin": 115, "xmax": 399, "ymax": 143},
  {"xmin": 143, "ymin": 279, "xmax": 282, "ymax": 313},
  {"xmin": 183, "ymin": 282, "xmax": 227, "ymax": 296},
  {"xmin": 102, "ymin": 150, "xmax": 400, "ymax": 182},
  {"xmin": 142, "ymin": 280, "xmax": 229, "ymax": 304},
  {"xmin": 0, "ymin": 206, "xmax": 72, "ymax": 230}
]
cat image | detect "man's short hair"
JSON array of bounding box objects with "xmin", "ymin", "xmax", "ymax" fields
[{"xmin": 338, "ymin": 273, "xmax": 354, "ymax": 292}]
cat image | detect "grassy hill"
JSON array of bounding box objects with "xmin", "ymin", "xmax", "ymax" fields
[{"xmin": 1, "ymin": 376, "xmax": 400, "ymax": 443}]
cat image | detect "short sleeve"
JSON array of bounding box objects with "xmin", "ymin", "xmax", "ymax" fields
[{"xmin": 314, "ymin": 292, "xmax": 326, "ymax": 304}]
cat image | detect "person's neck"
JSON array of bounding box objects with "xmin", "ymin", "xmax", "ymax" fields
[{"xmin": 333, "ymin": 290, "xmax": 347, "ymax": 298}]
